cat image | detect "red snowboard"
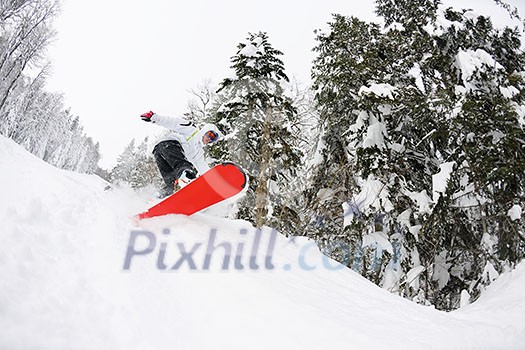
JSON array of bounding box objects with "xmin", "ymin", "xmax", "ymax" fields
[{"xmin": 136, "ymin": 163, "xmax": 247, "ymax": 220}]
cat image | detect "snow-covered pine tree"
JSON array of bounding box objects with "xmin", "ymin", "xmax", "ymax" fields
[
  {"xmin": 110, "ymin": 140, "xmax": 137, "ymax": 185},
  {"xmin": 129, "ymin": 137, "xmax": 163, "ymax": 189},
  {"xmin": 110, "ymin": 137, "xmax": 162, "ymax": 190},
  {"xmin": 78, "ymin": 137, "xmax": 100, "ymax": 174},
  {"xmin": 308, "ymin": 15, "xmax": 388, "ymax": 271},
  {"xmin": 418, "ymin": 4, "xmax": 525, "ymax": 309},
  {"xmin": 309, "ymin": 0, "xmax": 524, "ymax": 310},
  {"xmin": 213, "ymin": 32, "xmax": 303, "ymax": 231}
]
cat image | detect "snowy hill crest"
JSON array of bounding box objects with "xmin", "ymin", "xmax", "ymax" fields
[{"xmin": 1, "ymin": 135, "xmax": 524, "ymax": 350}]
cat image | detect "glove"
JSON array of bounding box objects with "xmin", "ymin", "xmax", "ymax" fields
[{"xmin": 141, "ymin": 111, "xmax": 154, "ymax": 122}]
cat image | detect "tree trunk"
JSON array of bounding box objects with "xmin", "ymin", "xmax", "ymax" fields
[{"xmin": 255, "ymin": 106, "xmax": 272, "ymax": 227}]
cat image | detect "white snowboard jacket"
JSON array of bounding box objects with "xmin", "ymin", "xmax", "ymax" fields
[{"xmin": 150, "ymin": 114, "xmax": 222, "ymax": 175}]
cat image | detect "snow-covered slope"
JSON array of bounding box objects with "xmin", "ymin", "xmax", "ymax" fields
[{"xmin": 1, "ymin": 135, "xmax": 524, "ymax": 350}]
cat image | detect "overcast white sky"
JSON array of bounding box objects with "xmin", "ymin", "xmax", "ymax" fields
[{"xmin": 45, "ymin": 0, "xmax": 524, "ymax": 169}]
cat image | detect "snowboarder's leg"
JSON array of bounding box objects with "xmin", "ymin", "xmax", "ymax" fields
[
  {"xmin": 153, "ymin": 150, "xmax": 175, "ymax": 197},
  {"xmin": 153, "ymin": 140, "xmax": 197, "ymax": 194}
]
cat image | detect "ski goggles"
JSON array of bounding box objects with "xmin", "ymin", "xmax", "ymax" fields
[{"xmin": 203, "ymin": 130, "xmax": 219, "ymax": 144}]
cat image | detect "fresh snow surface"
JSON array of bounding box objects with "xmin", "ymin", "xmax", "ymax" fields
[{"xmin": 1, "ymin": 134, "xmax": 524, "ymax": 350}]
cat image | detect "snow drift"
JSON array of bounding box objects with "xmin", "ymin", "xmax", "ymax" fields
[{"xmin": 0, "ymin": 135, "xmax": 524, "ymax": 350}]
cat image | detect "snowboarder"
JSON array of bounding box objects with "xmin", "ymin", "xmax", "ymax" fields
[{"xmin": 140, "ymin": 111, "xmax": 222, "ymax": 196}]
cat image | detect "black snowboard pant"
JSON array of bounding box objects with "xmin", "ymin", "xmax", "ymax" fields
[{"xmin": 153, "ymin": 140, "xmax": 196, "ymax": 191}]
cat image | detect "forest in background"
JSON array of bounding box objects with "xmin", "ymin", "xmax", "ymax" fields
[{"xmin": 0, "ymin": 0, "xmax": 100, "ymax": 174}]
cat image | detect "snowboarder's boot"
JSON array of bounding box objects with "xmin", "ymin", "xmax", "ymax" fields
[{"xmin": 174, "ymin": 168, "xmax": 197, "ymax": 192}]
